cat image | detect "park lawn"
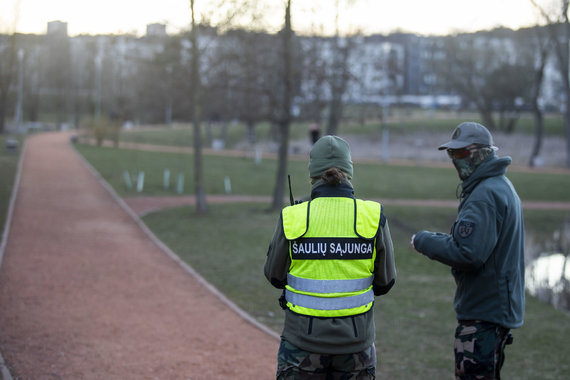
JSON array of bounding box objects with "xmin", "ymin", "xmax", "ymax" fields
[
  {"xmin": 141, "ymin": 203, "xmax": 569, "ymax": 379},
  {"xmin": 72, "ymin": 142, "xmax": 570, "ymax": 378},
  {"xmin": 111, "ymin": 111, "xmax": 566, "ymax": 150},
  {"xmin": 75, "ymin": 144, "xmax": 570, "ymax": 202},
  {"xmin": 96, "ymin": 110, "xmax": 566, "ymax": 154},
  {"xmin": 74, "ymin": 140, "xmax": 570, "ymax": 378}
]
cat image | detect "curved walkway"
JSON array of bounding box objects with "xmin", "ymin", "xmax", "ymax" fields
[{"xmin": 0, "ymin": 132, "xmax": 278, "ymax": 379}]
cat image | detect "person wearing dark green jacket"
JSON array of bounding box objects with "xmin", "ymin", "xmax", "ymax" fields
[
  {"xmin": 265, "ymin": 135, "xmax": 396, "ymax": 379},
  {"xmin": 412, "ymin": 122, "xmax": 525, "ymax": 380}
]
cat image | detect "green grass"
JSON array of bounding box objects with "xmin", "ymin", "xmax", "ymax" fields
[
  {"xmin": 74, "ymin": 144, "xmax": 570, "ymax": 202},
  {"xmin": 141, "ymin": 203, "xmax": 569, "ymax": 379},
  {"xmin": 105, "ymin": 111, "xmax": 566, "ymax": 151},
  {"xmin": 116, "ymin": 121, "xmax": 279, "ymax": 149}
]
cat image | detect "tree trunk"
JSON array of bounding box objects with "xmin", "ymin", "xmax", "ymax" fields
[
  {"xmin": 530, "ymin": 106, "xmax": 544, "ymax": 167},
  {"xmin": 270, "ymin": 0, "xmax": 293, "ymax": 211},
  {"xmin": 0, "ymin": 94, "xmax": 6, "ymax": 134},
  {"xmin": 190, "ymin": 0, "xmax": 208, "ymax": 214},
  {"xmin": 529, "ymin": 34, "xmax": 548, "ymax": 167},
  {"xmin": 192, "ymin": 118, "xmax": 208, "ymax": 213},
  {"xmin": 479, "ymin": 108, "xmax": 495, "ymax": 130},
  {"xmin": 246, "ymin": 120, "xmax": 256, "ymax": 145},
  {"xmin": 272, "ymin": 121, "xmax": 290, "ymax": 210},
  {"xmin": 505, "ymin": 116, "xmax": 518, "ymax": 134},
  {"xmin": 565, "ymin": 97, "xmax": 570, "ymax": 168},
  {"xmin": 326, "ymin": 95, "xmax": 342, "ymax": 136},
  {"xmin": 326, "ymin": 36, "xmax": 349, "ymax": 136},
  {"xmin": 0, "ymin": 34, "xmax": 17, "ymax": 134}
]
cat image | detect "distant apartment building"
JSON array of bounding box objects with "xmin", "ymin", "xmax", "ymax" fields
[
  {"xmin": 0, "ymin": 21, "xmax": 564, "ymax": 127},
  {"xmin": 47, "ymin": 21, "xmax": 68, "ymax": 37},
  {"xmin": 146, "ymin": 23, "xmax": 168, "ymax": 37}
]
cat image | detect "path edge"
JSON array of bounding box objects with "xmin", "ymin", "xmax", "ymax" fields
[
  {"xmin": 72, "ymin": 142, "xmax": 281, "ymax": 342},
  {"xmin": 0, "ymin": 139, "xmax": 25, "ymax": 380}
]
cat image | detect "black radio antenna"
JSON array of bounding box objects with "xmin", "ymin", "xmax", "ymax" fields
[{"xmin": 288, "ymin": 174, "xmax": 294, "ymax": 206}]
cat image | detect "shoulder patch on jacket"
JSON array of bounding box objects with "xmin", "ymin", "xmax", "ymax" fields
[{"xmin": 457, "ymin": 221, "xmax": 475, "ymax": 238}]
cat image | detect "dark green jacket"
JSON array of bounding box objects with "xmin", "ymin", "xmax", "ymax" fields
[
  {"xmin": 264, "ymin": 182, "xmax": 396, "ymax": 354},
  {"xmin": 413, "ymin": 155, "xmax": 525, "ymax": 329}
]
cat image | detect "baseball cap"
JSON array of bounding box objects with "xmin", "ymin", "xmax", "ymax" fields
[{"xmin": 438, "ymin": 122, "xmax": 495, "ymax": 150}]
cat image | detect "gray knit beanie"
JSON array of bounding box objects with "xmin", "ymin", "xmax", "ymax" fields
[{"xmin": 309, "ymin": 135, "xmax": 353, "ymax": 178}]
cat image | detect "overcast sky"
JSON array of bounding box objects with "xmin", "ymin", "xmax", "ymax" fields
[{"xmin": 1, "ymin": 0, "xmax": 543, "ymax": 37}]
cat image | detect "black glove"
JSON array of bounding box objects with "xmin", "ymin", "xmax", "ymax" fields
[{"xmin": 278, "ymin": 289, "xmax": 288, "ymax": 310}]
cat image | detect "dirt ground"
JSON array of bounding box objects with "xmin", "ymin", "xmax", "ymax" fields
[{"xmin": 0, "ymin": 132, "xmax": 279, "ymax": 380}]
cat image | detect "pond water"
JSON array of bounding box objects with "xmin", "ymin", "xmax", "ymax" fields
[{"xmin": 526, "ymin": 253, "xmax": 570, "ymax": 312}]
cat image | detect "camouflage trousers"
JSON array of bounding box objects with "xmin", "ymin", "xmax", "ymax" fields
[
  {"xmin": 276, "ymin": 339, "xmax": 376, "ymax": 379},
  {"xmin": 454, "ymin": 320, "xmax": 513, "ymax": 380}
]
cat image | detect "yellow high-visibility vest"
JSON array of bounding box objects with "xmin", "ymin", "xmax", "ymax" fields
[{"xmin": 281, "ymin": 197, "xmax": 382, "ymax": 317}]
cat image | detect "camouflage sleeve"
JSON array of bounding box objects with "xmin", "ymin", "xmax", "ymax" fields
[
  {"xmin": 373, "ymin": 220, "xmax": 396, "ymax": 295},
  {"xmin": 264, "ymin": 213, "xmax": 290, "ymax": 289}
]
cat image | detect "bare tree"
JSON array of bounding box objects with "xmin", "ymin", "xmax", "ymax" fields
[
  {"xmin": 0, "ymin": 0, "xmax": 21, "ymax": 134},
  {"xmin": 23, "ymin": 39, "xmax": 42, "ymax": 123},
  {"xmin": 436, "ymin": 31, "xmax": 534, "ymax": 132},
  {"xmin": 189, "ymin": 0, "xmax": 208, "ymax": 214},
  {"xmin": 218, "ymin": 29, "xmax": 272, "ymax": 145},
  {"xmin": 270, "ymin": 0, "xmax": 294, "ymax": 211},
  {"xmin": 516, "ymin": 26, "xmax": 551, "ymax": 166},
  {"xmin": 326, "ymin": 36, "xmax": 352, "ymax": 135},
  {"xmin": 325, "ymin": 0, "xmax": 358, "ymax": 135},
  {"xmin": 299, "ymin": 36, "xmax": 328, "ymax": 128},
  {"xmin": 238, "ymin": 32, "xmax": 272, "ymax": 145},
  {"xmin": 187, "ymin": 0, "xmax": 265, "ymax": 214},
  {"xmin": 436, "ymin": 35, "xmax": 495, "ymax": 126},
  {"xmin": 531, "ymin": 0, "xmax": 570, "ymax": 167},
  {"xmin": 0, "ymin": 34, "xmax": 17, "ymax": 133},
  {"xmin": 44, "ymin": 27, "xmax": 72, "ymax": 128}
]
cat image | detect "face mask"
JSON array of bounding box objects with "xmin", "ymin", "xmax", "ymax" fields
[
  {"xmin": 452, "ymin": 146, "xmax": 495, "ymax": 180},
  {"xmin": 452, "ymin": 157, "xmax": 475, "ymax": 180}
]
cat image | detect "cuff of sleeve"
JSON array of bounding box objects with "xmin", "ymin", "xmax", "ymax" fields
[
  {"xmin": 373, "ymin": 278, "xmax": 395, "ymax": 296},
  {"xmin": 270, "ymin": 278, "xmax": 287, "ymax": 289},
  {"xmin": 413, "ymin": 231, "xmax": 430, "ymax": 256}
]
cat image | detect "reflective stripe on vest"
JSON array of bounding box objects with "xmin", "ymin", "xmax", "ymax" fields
[
  {"xmin": 285, "ymin": 289, "xmax": 375, "ymax": 311},
  {"xmin": 287, "ymin": 273, "xmax": 373, "ymax": 293}
]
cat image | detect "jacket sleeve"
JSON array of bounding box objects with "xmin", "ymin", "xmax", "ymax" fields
[
  {"xmin": 264, "ymin": 213, "xmax": 290, "ymax": 289},
  {"xmin": 413, "ymin": 200, "xmax": 498, "ymax": 272},
  {"xmin": 373, "ymin": 219, "xmax": 396, "ymax": 296}
]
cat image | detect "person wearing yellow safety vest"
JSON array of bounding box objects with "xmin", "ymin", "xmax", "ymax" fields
[{"xmin": 264, "ymin": 135, "xmax": 396, "ymax": 379}]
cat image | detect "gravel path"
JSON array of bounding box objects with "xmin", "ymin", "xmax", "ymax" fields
[{"xmin": 0, "ymin": 132, "xmax": 278, "ymax": 380}]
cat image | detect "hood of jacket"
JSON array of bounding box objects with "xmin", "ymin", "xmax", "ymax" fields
[{"xmin": 461, "ymin": 154, "xmax": 512, "ymax": 197}]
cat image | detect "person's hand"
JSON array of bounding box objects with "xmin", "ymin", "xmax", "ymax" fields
[{"xmin": 410, "ymin": 234, "xmax": 416, "ymax": 250}]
